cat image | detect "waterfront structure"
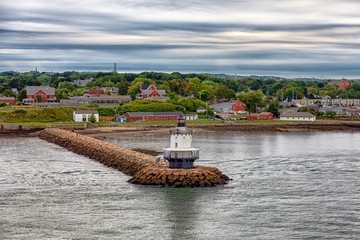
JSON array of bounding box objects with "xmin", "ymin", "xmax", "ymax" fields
[
  {"xmin": 0, "ymin": 97, "xmax": 16, "ymax": 105},
  {"xmin": 246, "ymin": 112, "xmax": 274, "ymax": 120},
  {"xmin": 280, "ymin": 110, "xmax": 316, "ymax": 121},
  {"xmin": 328, "ymin": 78, "xmax": 352, "ymax": 91},
  {"xmin": 73, "ymin": 110, "xmax": 99, "ymax": 122},
  {"xmin": 163, "ymin": 115, "xmax": 199, "ymax": 169},
  {"xmin": 23, "ymin": 86, "xmax": 55, "ymax": 104}
]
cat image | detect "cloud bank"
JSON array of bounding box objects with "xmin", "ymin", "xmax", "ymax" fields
[{"xmin": 1, "ymin": 0, "xmax": 360, "ymax": 77}]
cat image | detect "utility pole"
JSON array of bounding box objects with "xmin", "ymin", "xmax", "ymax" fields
[{"xmin": 113, "ymin": 63, "xmax": 117, "ymax": 72}]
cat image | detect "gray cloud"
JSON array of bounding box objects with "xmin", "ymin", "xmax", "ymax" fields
[{"xmin": 1, "ymin": 0, "xmax": 360, "ymax": 77}]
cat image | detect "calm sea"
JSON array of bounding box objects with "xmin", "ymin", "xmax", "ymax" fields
[{"xmin": 0, "ymin": 132, "xmax": 359, "ymax": 239}]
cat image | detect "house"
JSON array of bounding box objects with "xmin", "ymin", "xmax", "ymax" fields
[
  {"xmin": 87, "ymin": 89, "xmax": 105, "ymax": 96},
  {"xmin": 116, "ymin": 115, "xmax": 127, "ymax": 122},
  {"xmin": 185, "ymin": 114, "xmax": 198, "ymax": 120},
  {"xmin": 73, "ymin": 78, "xmax": 93, "ymax": 87},
  {"xmin": 0, "ymin": 97, "xmax": 16, "ymax": 105},
  {"xmin": 23, "ymin": 86, "xmax": 55, "ymax": 104},
  {"xmin": 212, "ymin": 100, "xmax": 246, "ymax": 113},
  {"xmin": 124, "ymin": 112, "xmax": 183, "ymax": 122},
  {"xmin": 328, "ymin": 78, "xmax": 352, "ymax": 91},
  {"xmin": 246, "ymin": 112, "xmax": 274, "ymax": 120},
  {"xmin": 73, "ymin": 110, "xmax": 99, "ymax": 122},
  {"xmin": 280, "ymin": 110, "xmax": 316, "ymax": 121},
  {"xmin": 196, "ymin": 106, "xmax": 206, "ymax": 113},
  {"xmin": 136, "ymin": 83, "xmax": 167, "ymax": 100}
]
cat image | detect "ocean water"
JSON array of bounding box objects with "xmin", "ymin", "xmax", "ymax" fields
[{"xmin": 0, "ymin": 131, "xmax": 359, "ymax": 239}]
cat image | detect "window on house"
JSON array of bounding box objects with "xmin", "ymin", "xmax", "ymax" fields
[{"xmin": 82, "ymin": 114, "xmax": 87, "ymax": 122}]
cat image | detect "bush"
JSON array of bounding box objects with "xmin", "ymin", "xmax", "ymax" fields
[
  {"xmin": 97, "ymin": 107, "xmax": 115, "ymax": 116},
  {"xmin": 89, "ymin": 114, "xmax": 97, "ymax": 123},
  {"xmin": 117, "ymin": 100, "xmax": 184, "ymax": 114}
]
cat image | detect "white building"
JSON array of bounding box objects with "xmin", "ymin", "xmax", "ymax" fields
[
  {"xmin": 163, "ymin": 116, "xmax": 199, "ymax": 169},
  {"xmin": 280, "ymin": 110, "xmax": 316, "ymax": 121},
  {"xmin": 73, "ymin": 110, "xmax": 99, "ymax": 122}
]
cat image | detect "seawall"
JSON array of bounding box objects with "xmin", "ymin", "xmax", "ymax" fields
[{"xmin": 38, "ymin": 128, "xmax": 230, "ymax": 187}]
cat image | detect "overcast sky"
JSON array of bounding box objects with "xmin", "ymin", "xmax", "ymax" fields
[{"xmin": 1, "ymin": 0, "xmax": 360, "ymax": 78}]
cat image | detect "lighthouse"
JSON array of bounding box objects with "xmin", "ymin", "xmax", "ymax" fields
[{"xmin": 163, "ymin": 115, "xmax": 199, "ymax": 169}]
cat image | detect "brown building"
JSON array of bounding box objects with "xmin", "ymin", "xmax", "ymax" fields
[
  {"xmin": 328, "ymin": 78, "xmax": 352, "ymax": 91},
  {"xmin": 246, "ymin": 112, "xmax": 274, "ymax": 120},
  {"xmin": 0, "ymin": 97, "xmax": 16, "ymax": 105},
  {"xmin": 124, "ymin": 112, "xmax": 183, "ymax": 122}
]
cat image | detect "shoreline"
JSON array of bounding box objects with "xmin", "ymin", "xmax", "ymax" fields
[
  {"xmin": 76, "ymin": 120, "xmax": 360, "ymax": 138},
  {"xmin": 0, "ymin": 120, "xmax": 359, "ymax": 138}
]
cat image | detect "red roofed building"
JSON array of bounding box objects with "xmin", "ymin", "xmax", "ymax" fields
[
  {"xmin": 136, "ymin": 83, "xmax": 167, "ymax": 100},
  {"xmin": 23, "ymin": 86, "xmax": 55, "ymax": 104},
  {"xmin": 328, "ymin": 78, "xmax": 352, "ymax": 91}
]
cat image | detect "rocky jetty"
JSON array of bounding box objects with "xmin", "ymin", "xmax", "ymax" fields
[
  {"xmin": 39, "ymin": 128, "xmax": 230, "ymax": 187},
  {"xmin": 129, "ymin": 166, "xmax": 230, "ymax": 187}
]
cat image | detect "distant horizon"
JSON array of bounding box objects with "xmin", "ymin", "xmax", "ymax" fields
[{"xmin": 2, "ymin": 68, "xmax": 359, "ymax": 81}]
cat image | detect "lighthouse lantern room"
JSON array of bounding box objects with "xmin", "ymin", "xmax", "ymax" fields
[{"xmin": 163, "ymin": 115, "xmax": 199, "ymax": 169}]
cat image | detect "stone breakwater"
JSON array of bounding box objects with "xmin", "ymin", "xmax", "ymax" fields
[{"xmin": 39, "ymin": 128, "xmax": 230, "ymax": 187}]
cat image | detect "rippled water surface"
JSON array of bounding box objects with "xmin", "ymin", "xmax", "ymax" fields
[{"xmin": 1, "ymin": 132, "xmax": 360, "ymax": 239}]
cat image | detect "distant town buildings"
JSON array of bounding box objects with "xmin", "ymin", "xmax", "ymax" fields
[
  {"xmin": 60, "ymin": 95, "xmax": 131, "ymax": 107},
  {"xmin": 295, "ymin": 98, "xmax": 360, "ymax": 107},
  {"xmin": 328, "ymin": 78, "xmax": 352, "ymax": 91}
]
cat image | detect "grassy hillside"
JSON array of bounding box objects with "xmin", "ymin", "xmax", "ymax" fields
[{"xmin": 0, "ymin": 107, "xmax": 74, "ymax": 123}]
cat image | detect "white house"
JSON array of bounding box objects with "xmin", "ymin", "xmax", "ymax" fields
[
  {"xmin": 185, "ymin": 114, "xmax": 198, "ymax": 120},
  {"xmin": 280, "ymin": 110, "xmax": 316, "ymax": 121},
  {"xmin": 73, "ymin": 110, "xmax": 99, "ymax": 122}
]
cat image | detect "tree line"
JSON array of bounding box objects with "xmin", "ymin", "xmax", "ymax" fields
[{"xmin": 1, "ymin": 70, "xmax": 359, "ymax": 116}]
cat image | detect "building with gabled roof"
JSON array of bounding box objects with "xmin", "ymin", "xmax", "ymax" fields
[
  {"xmin": 136, "ymin": 83, "xmax": 167, "ymax": 100},
  {"xmin": 280, "ymin": 110, "xmax": 316, "ymax": 121},
  {"xmin": 23, "ymin": 86, "xmax": 55, "ymax": 104},
  {"xmin": 73, "ymin": 110, "xmax": 99, "ymax": 122},
  {"xmin": 212, "ymin": 100, "xmax": 246, "ymax": 113}
]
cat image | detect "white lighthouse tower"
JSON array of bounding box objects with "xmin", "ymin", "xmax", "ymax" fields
[{"xmin": 163, "ymin": 115, "xmax": 199, "ymax": 169}]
